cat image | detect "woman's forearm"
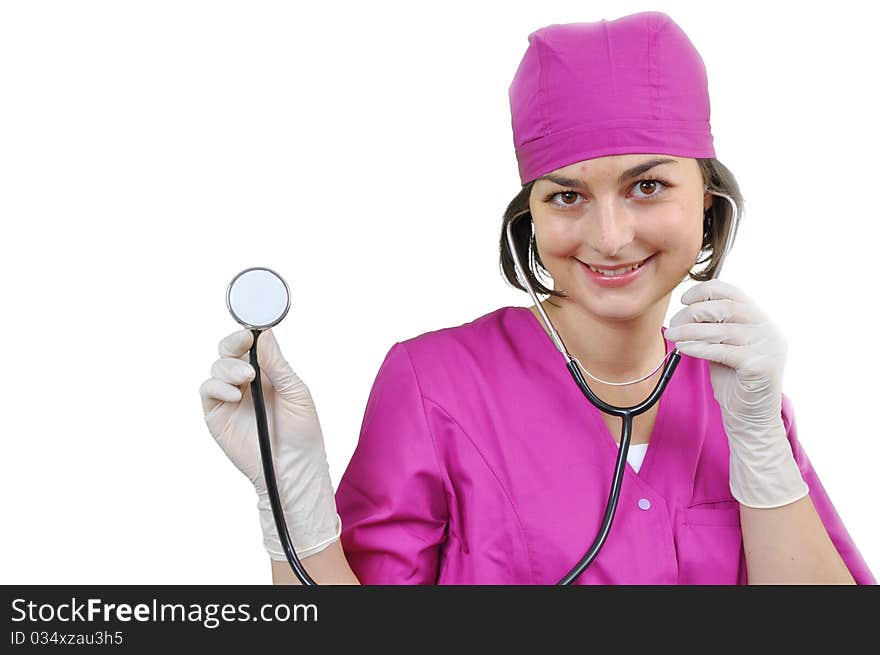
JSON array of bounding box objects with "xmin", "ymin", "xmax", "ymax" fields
[
  {"xmin": 270, "ymin": 539, "xmax": 361, "ymax": 585},
  {"xmin": 740, "ymin": 494, "xmax": 855, "ymax": 584}
]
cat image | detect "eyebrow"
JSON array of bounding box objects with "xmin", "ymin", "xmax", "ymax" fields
[{"xmin": 537, "ymin": 158, "xmax": 678, "ymax": 188}]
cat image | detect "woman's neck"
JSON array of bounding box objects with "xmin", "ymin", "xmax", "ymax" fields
[{"xmin": 531, "ymin": 296, "xmax": 671, "ymax": 401}]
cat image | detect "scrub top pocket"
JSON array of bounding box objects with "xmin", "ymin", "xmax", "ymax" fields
[{"xmin": 675, "ymin": 500, "xmax": 744, "ymax": 584}]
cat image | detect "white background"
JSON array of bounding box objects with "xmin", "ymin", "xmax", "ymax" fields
[{"xmin": 1, "ymin": 0, "xmax": 877, "ymax": 584}]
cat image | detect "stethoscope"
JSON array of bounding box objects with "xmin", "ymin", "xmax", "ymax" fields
[{"xmin": 224, "ymin": 183, "xmax": 738, "ymax": 586}]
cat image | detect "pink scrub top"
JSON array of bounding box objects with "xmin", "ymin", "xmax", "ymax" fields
[{"xmin": 334, "ymin": 306, "xmax": 876, "ymax": 585}]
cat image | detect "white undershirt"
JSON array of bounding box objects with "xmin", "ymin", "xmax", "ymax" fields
[{"xmin": 626, "ymin": 443, "xmax": 649, "ymax": 473}]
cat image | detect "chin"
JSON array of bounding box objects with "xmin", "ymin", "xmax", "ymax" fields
[
  {"xmin": 587, "ymin": 303, "xmax": 651, "ymax": 323},
  {"xmin": 566, "ymin": 279, "xmax": 673, "ymax": 323},
  {"xmin": 560, "ymin": 292, "xmax": 647, "ymax": 322}
]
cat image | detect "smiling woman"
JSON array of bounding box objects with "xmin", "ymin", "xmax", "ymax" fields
[
  {"xmin": 340, "ymin": 11, "xmax": 873, "ymax": 584},
  {"xmin": 498, "ymin": 155, "xmax": 744, "ymax": 301},
  {"xmin": 200, "ymin": 10, "xmax": 875, "ymax": 586}
]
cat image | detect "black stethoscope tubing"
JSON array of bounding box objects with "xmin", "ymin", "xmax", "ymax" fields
[
  {"xmin": 556, "ymin": 352, "xmax": 681, "ymax": 584},
  {"xmin": 249, "ymin": 329, "xmax": 318, "ymax": 586},
  {"xmin": 249, "ymin": 327, "xmax": 681, "ymax": 586}
]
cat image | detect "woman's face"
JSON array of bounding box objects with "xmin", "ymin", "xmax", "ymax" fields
[{"xmin": 528, "ymin": 153, "xmax": 712, "ymax": 321}]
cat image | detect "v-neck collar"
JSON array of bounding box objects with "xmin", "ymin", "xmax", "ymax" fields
[{"xmin": 512, "ymin": 304, "xmax": 676, "ymax": 487}]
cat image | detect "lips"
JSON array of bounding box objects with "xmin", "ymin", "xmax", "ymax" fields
[
  {"xmin": 579, "ymin": 254, "xmax": 653, "ymax": 275},
  {"xmin": 578, "ymin": 254, "xmax": 655, "ymax": 287}
]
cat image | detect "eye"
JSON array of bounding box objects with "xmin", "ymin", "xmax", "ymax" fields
[
  {"xmin": 630, "ymin": 178, "xmax": 669, "ymax": 199},
  {"xmin": 545, "ymin": 190, "xmax": 585, "ymax": 208},
  {"xmin": 542, "ymin": 177, "xmax": 671, "ymax": 209}
]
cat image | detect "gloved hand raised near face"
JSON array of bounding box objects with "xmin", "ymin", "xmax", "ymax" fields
[
  {"xmin": 664, "ymin": 279, "xmax": 809, "ymax": 509},
  {"xmin": 198, "ymin": 328, "xmax": 341, "ymax": 559}
]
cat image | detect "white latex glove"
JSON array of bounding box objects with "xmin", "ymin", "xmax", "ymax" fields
[
  {"xmin": 664, "ymin": 279, "xmax": 809, "ymax": 509},
  {"xmin": 199, "ymin": 328, "xmax": 341, "ymax": 560}
]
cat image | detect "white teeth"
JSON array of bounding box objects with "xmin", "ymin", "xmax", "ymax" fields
[{"xmin": 587, "ymin": 259, "xmax": 645, "ymax": 276}]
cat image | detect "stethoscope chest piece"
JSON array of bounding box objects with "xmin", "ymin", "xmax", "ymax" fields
[{"xmin": 226, "ymin": 266, "xmax": 291, "ymax": 330}]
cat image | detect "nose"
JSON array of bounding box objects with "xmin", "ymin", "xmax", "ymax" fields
[{"xmin": 583, "ymin": 197, "xmax": 635, "ymax": 259}]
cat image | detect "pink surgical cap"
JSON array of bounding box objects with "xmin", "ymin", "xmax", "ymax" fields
[{"xmin": 508, "ymin": 11, "xmax": 716, "ymax": 185}]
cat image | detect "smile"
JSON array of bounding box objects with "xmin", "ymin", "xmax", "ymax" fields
[
  {"xmin": 577, "ymin": 254, "xmax": 655, "ymax": 288},
  {"xmin": 586, "ymin": 259, "xmax": 648, "ymax": 276}
]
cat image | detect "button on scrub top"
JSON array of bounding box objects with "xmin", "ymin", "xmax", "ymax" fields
[{"xmin": 334, "ymin": 306, "xmax": 876, "ymax": 585}]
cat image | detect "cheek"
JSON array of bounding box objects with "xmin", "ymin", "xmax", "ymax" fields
[
  {"xmin": 532, "ymin": 217, "xmax": 582, "ymax": 258},
  {"xmin": 649, "ymin": 211, "xmax": 704, "ymax": 258}
]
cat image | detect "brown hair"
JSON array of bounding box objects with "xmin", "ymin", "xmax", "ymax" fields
[{"xmin": 498, "ymin": 158, "xmax": 744, "ymax": 298}]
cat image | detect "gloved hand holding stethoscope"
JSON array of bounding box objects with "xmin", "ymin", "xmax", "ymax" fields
[
  {"xmin": 199, "ymin": 285, "xmax": 341, "ymax": 580},
  {"xmin": 665, "ymin": 279, "xmax": 808, "ymax": 509}
]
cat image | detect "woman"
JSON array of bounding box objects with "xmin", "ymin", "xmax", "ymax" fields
[{"xmin": 199, "ymin": 11, "xmax": 875, "ymax": 584}]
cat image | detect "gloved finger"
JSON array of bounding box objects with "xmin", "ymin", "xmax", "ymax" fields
[
  {"xmin": 219, "ymin": 329, "xmax": 255, "ymax": 360},
  {"xmin": 255, "ymin": 329, "xmax": 312, "ymax": 403},
  {"xmin": 665, "ymin": 322, "xmax": 756, "ymax": 346},
  {"xmin": 678, "ymin": 340, "xmax": 782, "ymax": 382},
  {"xmin": 199, "ymin": 377, "xmax": 243, "ymax": 416},
  {"xmin": 669, "ymin": 299, "xmax": 758, "ymax": 328},
  {"xmin": 210, "ymin": 357, "xmax": 256, "ymax": 386},
  {"xmin": 673, "ymin": 341, "xmax": 748, "ymax": 370},
  {"xmin": 681, "ymin": 279, "xmax": 751, "ymax": 305}
]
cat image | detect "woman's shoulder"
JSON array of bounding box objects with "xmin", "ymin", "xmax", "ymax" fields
[
  {"xmin": 384, "ymin": 305, "xmax": 535, "ymax": 392},
  {"xmin": 398, "ymin": 305, "xmax": 530, "ymax": 357}
]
